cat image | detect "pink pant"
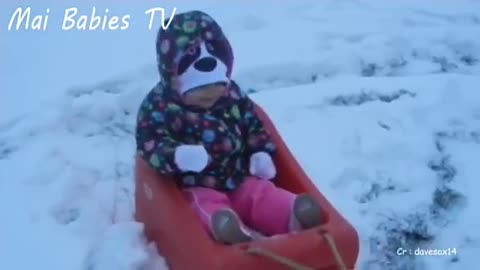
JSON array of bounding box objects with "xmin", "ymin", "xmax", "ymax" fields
[{"xmin": 183, "ymin": 177, "xmax": 297, "ymax": 236}]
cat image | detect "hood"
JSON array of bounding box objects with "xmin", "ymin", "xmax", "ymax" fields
[{"xmin": 155, "ymin": 10, "xmax": 234, "ymax": 97}]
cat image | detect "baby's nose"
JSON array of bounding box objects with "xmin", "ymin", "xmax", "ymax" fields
[{"xmin": 194, "ymin": 57, "xmax": 217, "ymax": 72}]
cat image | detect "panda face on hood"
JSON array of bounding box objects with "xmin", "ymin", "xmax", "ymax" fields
[{"xmin": 155, "ymin": 10, "xmax": 234, "ymax": 98}]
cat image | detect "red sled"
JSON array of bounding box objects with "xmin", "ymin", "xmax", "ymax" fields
[{"xmin": 135, "ymin": 102, "xmax": 360, "ymax": 270}]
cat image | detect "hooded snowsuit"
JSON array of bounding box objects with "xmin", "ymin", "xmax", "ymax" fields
[
  {"xmin": 135, "ymin": 11, "xmax": 314, "ymax": 238},
  {"xmin": 135, "ymin": 11, "xmax": 276, "ymax": 192},
  {"xmin": 136, "ymin": 11, "xmax": 322, "ymax": 238}
]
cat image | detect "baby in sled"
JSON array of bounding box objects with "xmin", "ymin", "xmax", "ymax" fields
[{"xmin": 135, "ymin": 10, "xmax": 322, "ymax": 244}]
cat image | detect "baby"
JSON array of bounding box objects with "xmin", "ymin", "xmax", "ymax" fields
[{"xmin": 136, "ymin": 10, "xmax": 322, "ymax": 244}]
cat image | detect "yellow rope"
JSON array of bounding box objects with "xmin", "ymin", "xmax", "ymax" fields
[
  {"xmin": 322, "ymin": 233, "xmax": 348, "ymax": 270},
  {"xmin": 246, "ymin": 232, "xmax": 349, "ymax": 270}
]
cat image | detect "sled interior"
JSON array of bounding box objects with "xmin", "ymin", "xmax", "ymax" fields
[{"xmin": 135, "ymin": 103, "xmax": 359, "ymax": 270}]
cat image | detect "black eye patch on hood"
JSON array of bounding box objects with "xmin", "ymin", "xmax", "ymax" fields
[{"xmin": 177, "ymin": 44, "xmax": 201, "ymax": 75}]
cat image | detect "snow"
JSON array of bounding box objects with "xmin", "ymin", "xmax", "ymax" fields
[{"xmin": 1, "ymin": 0, "xmax": 480, "ymax": 269}]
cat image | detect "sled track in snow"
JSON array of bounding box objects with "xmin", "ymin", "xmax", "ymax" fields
[
  {"xmin": 310, "ymin": 88, "xmax": 477, "ymax": 270},
  {"xmin": 361, "ymin": 129, "xmax": 478, "ymax": 269},
  {"xmin": 327, "ymin": 89, "xmax": 416, "ymax": 107},
  {"xmin": 364, "ymin": 135, "xmax": 464, "ymax": 270}
]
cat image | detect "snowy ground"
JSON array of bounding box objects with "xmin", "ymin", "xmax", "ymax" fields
[{"xmin": 1, "ymin": 0, "xmax": 480, "ymax": 269}]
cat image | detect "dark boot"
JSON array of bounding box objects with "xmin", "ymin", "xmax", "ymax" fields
[
  {"xmin": 292, "ymin": 194, "xmax": 322, "ymax": 230},
  {"xmin": 211, "ymin": 209, "xmax": 254, "ymax": 244}
]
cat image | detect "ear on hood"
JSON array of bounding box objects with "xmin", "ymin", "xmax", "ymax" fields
[{"xmin": 155, "ymin": 10, "xmax": 234, "ymax": 96}]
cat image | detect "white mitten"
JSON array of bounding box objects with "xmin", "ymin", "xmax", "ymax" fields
[
  {"xmin": 249, "ymin": 151, "xmax": 276, "ymax": 180},
  {"xmin": 174, "ymin": 145, "xmax": 209, "ymax": 172}
]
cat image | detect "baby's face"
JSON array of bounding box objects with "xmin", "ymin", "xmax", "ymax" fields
[{"xmin": 183, "ymin": 84, "xmax": 226, "ymax": 109}]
